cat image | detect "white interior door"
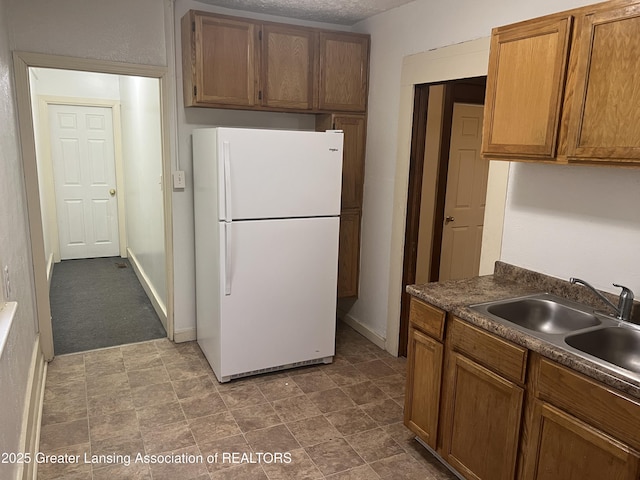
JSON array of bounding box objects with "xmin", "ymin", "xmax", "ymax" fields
[
  {"xmin": 49, "ymin": 104, "xmax": 120, "ymax": 259},
  {"xmin": 439, "ymin": 103, "xmax": 488, "ymax": 281}
]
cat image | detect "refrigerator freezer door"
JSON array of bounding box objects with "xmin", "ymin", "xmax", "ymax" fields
[
  {"xmin": 218, "ymin": 216, "xmax": 339, "ymax": 379},
  {"xmin": 217, "ymin": 128, "xmax": 343, "ymax": 221}
]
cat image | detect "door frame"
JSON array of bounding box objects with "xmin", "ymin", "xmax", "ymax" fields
[
  {"xmin": 387, "ymin": 37, "xmax": 510, "ymax": 357},
  {"xmin": 13, "ymin": 51, "xmax": 175, "ymax": 360},
  {"xmin": 39, "ymin": 97, "xmax": 127, "ymax": 264}
]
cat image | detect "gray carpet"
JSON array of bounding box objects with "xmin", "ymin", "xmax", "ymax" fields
[{"xmin": 50, "ymin": 257, "xmax": 167, "ymax": 354}]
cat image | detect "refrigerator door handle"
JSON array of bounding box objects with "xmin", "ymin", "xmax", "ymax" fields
[
  {"xmin": 223, "ymin": 222, "xmax": 232, "ymax": 296},
  {"xmin": 223, "ymin": 141, "xmax": 233, "ymax": 221}
]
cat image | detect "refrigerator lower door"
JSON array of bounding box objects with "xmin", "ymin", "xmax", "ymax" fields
[{"xmin": 217, "ymin": 216, "xmax": 339, "ymax": 381}]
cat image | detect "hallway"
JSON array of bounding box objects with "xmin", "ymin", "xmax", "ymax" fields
[{"xmin": 50, "ymin": 257, "xmax": 166, "ymax": 354}]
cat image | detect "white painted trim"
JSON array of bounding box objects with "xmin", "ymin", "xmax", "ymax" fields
[
  {"xmin": 12, "ymin": 51, "xmax": 176, "ymax": 360},
  {"xmin": 127, "ymin": 247, "xmax": 167, "ymax": 331},
  {"xmin": 338, "ymin": 310, "xmax": 386, "ymax": 349},
  {"xmin": 46, "ymin": 253, "xmax": 54, "ymax": 290},
  {"xmin": 18, "ymin": 335, "xmax": 46, "ymax": 480},
  {"xmin": 173, "ymin": 328, "xmax": 196, "ymax": 343},
  {"xmin": 37, "ymin": 96, "xmax": 127, "ymax": 260},
  {"xmin": 387, "ymin": 37, "xmax": 502, "ymax": 356}
]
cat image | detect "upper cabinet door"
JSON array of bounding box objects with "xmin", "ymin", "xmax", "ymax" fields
[
  {"xmin": 261, "ymin": 24, "xmax": 317, "ymax": 110},
  {"xmin": 482, "ymin": 16, "xmax": 572, "ymax": 159},
  {"xmin": 333, "ymin": 115, "xmax": 366, "ymax": 210},
  {"xmin": 318, "ymin": 32, "xmax": 369, "ymax": 112},
  {"xmin": 185, "ymin": 13, "xmax": 258, "ymax": 107},
  {"xmin": 567, "ymin": 4, "xmax": 640, "ymax": 164}
]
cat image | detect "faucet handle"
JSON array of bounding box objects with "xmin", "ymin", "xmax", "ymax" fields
[{"xmin": 613, "ymin": 283, "xmax": 634, "ymax": 300}]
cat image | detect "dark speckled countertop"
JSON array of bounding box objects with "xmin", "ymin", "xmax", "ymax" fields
[{"xmin": 407, "ymin": 262, "xmax": 640, "ymax": 399}]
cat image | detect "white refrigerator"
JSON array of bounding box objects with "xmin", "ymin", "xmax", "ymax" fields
[{"xmin": 192, "ymin": 127, "xmax": 344, "ymax": 382}]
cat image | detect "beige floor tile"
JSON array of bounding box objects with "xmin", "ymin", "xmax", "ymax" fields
[
  {"xmin": 260, "ymin": 448, "xmax": 323, "ymax": 480},
  {"xmin": 46, "ymin": 354, "xmax": 85, "ymax": 381},
  {"xmin": 286, "ymin": 415, "xmax": 341, "ymax": 448},
  {"xmin": 91, "ymin": 430, "xmax": 145, "ymax": 457},
  {"xmin": 324, "ymin": 407, "xmax": 378, "ymax": 436},
  {"xmin": 257, "ymin": 377, "xmax": 304, "ymax": 401},
  {"xmin": 92, "ymin": 462, "xmax": 152, "ymax": 480},
  {"xmin": 291, "ymin": 370, "xmax": 337, "ymax": 393},
  {"xmin": 180, "ymin": 391, "xmax": 227, "ymax": 420},
  {"xmin": 127, "ymin": 365, "xmax": 170, "ymax": 388},
  {"xmin": 172, "ymin": 374, "xmax": 218, "ymax": 399},
  {"xmin": 85, "ymin": 355, "xmax": 125, "ymax": 377},
  {"xmin": 164, "ymin": 357, "xmax": 210, "ymax": 381},
  {"xmin": 345, "ymin": 427, "xmax": 404, "ymax": 463},
  {"xmin": 244, "ymin": 424, "xmax": 300, "ymax": 452},
  {"xmin": 86, "ymin": 371, "xmax": 130, "ymax": 398},
  {"xmin": 41, "ymin": 387, "xmax": 87, "ymax": 426},
  {"xmin": 123, "ymin": 352, "xmax": 164, "ymax": 371},
  {"xmin": 198, "ymin": 434, "xmax": 253, "ymax": 474},
  {"xmin": 341, "ymin": 381, "xmax": 387, "ymax": 406},
  {"xmin": 36, "ymin": 443, "xmax": 91, "ymax": 480},
  {"xmin": 130, "ymin": 382, "xmax": 177, "ymax": 409},
  {"xmin": 360, "ymin": 398, "xmax": 403, "ymax": 426},
  {"xmin": 354, "ymin": 360, "xmax": 397, "ymax": 380},
  {"xmin": 189, "ymin": 411, "xmax": 241, "ymax": 445},
  {"xmin": 307, "ymin": 387, "xmax": 355, "ymax": 413},
  {"xmin": 209, "ymin": 462, "xmax": 268, "ymax": 480},
  {"xmin": 136, "ymin": 400, "xmax": 186, "ymax": 429},
  {"xmin": 230, "ymin": 402, "xmax": 282, "ymax": 433},
  {"xmin": 89, "ymin": 410, "xmax": 139, "ymax": 443},
  {"xmin": 120, "ymin": 341, "xmax": 158, "ymax": 357},
  {"xmin": 87, "ymin": 389, "xmax": 135, "ymax": 417},
  {"xmin": 147, "ymin": 446, "xmax": 209, "ymax": 480},
  {"xmin": 370, "ymin": 452, "xmax": 439, "ymax": 480},
  {"xmin": 39, "ymin": 418, "xmax": 89, "ymax": 451},
  {"xmin": 272, "ymin": 395, "xmax": 322, "ymax": 423},
  {"xmin": 324, "ymin": 365, "xmax": 370, "ymax": 386},
  {"xmin": 140, "ymin": 420, "xmax": 196, "ymax": 454},
  {"xmin": 304, "ymin": 438, "xmax": 364, "ymax": 476},
  {"xmin": 218, "ymin": 383, "xmax": 268, "ymax": 410},
  {"xmin": 325, "ymin": 464, "xmax": 382, "ymax": 479},
  {"xmin": 372, "ymin": 374, "xmax": 406, "ymax": 397}
]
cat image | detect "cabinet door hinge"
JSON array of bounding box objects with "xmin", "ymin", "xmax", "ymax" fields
[
  {"xmin": 192, "ymin": 22, "xmax": 195, "ymax": 33},
  {"xmin": 258, "ymin": 30, "xmax": 262, "ymax": 41},
  {"xmin": 332, "ymin": 122, "xmax": 336, "ymax": 129},
  {"xmin": 258, "ymin": 90, "xmax": 262, "ymax": 100},
  {"xmin": 193, "ymin": 86, "xmax": 197, "ymax": 97}
]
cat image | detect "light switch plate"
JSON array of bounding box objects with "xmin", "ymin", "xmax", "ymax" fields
[{"xmin": 173, "ymin": 171, "xmax": 186, "ymax": 189}]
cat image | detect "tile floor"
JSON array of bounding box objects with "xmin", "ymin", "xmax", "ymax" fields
[{"xmin": 38, "ymin": 322, "xmax": 457, "ymax": 479}]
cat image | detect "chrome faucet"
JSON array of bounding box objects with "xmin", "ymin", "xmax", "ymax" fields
[{"xmin": 569, "ymin": 278, "xmax": 634, "ymax": 323}]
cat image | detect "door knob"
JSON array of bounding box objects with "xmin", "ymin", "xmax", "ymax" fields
[
  {"xmin": 109, "ymin": 189, "xmax": 116, "ymax": 197},
  {"xmin": 445, "ymin": 216, "xmax": 455, "ymax": 224}
]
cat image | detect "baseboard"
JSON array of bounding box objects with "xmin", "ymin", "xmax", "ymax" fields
[
  {"xmin": 173, "ymin": 327, "xmax": 196, "ymax": 343},
  {"xmin": 46, "ymin": 253, "xmax": 54, "ymax": 290},
  {"xmin": 19, "ymin": 335, "xmax": 46, "ymax": 480},
  {"xmin": 126, "ymin": 248, "xmax": 167, "ymax": 330},
  {"xmin": 337, "ymin": 311, "xmax": 386, "ymax": 349}
]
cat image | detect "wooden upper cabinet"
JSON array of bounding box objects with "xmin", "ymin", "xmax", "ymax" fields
[
  {"xmin": 566, "ymin": 4, "xmax": 640, "ymax": 163},
  {"xmin": 337, "ymin": 210, "xmax": 361, "ymax": 298},
  {"xmin": 319, "ymin": 32, "xmax": 370, "ymax": 112},
  {"xmin": 183, "ymin": 11, "xmax": 258, "ymax": 107},
  {"xmin": 334, "ymin": 115, "xmax": 366, "ymax": 210},
  {"xmin": 482, "ymin": 15, "xmax": 573, "ymax": 159},
  {"xmin": 261, "ymin": 24, "xmax": 316, "ymax": 110}
]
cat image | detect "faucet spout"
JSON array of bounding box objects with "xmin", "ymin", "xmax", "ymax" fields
[{"xmin": 569, "ymin": 277, "xmax": 634, "ymax": 323}]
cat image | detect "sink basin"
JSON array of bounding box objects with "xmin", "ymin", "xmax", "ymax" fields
[
  {"xmin": 479, "ymin": 296, "xmax": 601, "ymax": 334},
  {"xmin": 565, "ymin": 327, "xmax": 640, "ymax": 374}
]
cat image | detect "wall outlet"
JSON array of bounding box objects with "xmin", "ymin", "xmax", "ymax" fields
[{"xmin": 173, "ymin": 170, "xmax": 186, "ymax": 189}]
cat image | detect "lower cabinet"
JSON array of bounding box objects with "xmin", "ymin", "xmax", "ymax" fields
[
  {"xmin": 523, "ymin": 400, "xmax": 640, "ymax": 480},
  {"xmin": 404, "ymin": 325, "xmax": 443, "ymax": 449},
  {"xmin": 440, "ymin": 351, "xmax": 524, "ymax": 480},
  {"xmin": 404, "ymin": 296, "xmax": 640, "ymax": 480}
]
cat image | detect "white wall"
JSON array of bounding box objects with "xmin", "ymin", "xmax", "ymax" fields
[
  {"xmin": 119, "ymin": 76, "xmax": 167, "ymax": 312},
  {"xmin": 501, "ymin": 162, "xmax": 640, "ymax": 295},
  {"xmin": 348, "ymin": 0, "xmax": 599, "ymax": 343},
  {"xmin": 0, "ymin": 0, "xmax": 40, "ymax": 476}
]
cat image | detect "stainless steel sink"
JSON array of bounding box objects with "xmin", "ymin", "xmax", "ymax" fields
[
  {"xmin": 565, "ymin": 327, "xmax": 640, "ymax": 374},
  {"xmin": 485, "ymin": 297, "xmax": 601, "ymax": 334},
  {"xmin": 471, "ymin": 294, "xmax": 601, "ymax": 334}
]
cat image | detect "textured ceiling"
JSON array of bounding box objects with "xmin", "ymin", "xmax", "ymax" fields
[{"xmin": 195, "ymin": 0, "xmax": 416, "ymax": 25}]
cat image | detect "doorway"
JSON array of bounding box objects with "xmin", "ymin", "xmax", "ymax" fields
[
  {"xmin": 398, "ymin": 77, "xmax": 486, "ymax": 356},
  {"xmin": 13, "ymin": 53, "xmax": 175, "ymax": 361}
]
